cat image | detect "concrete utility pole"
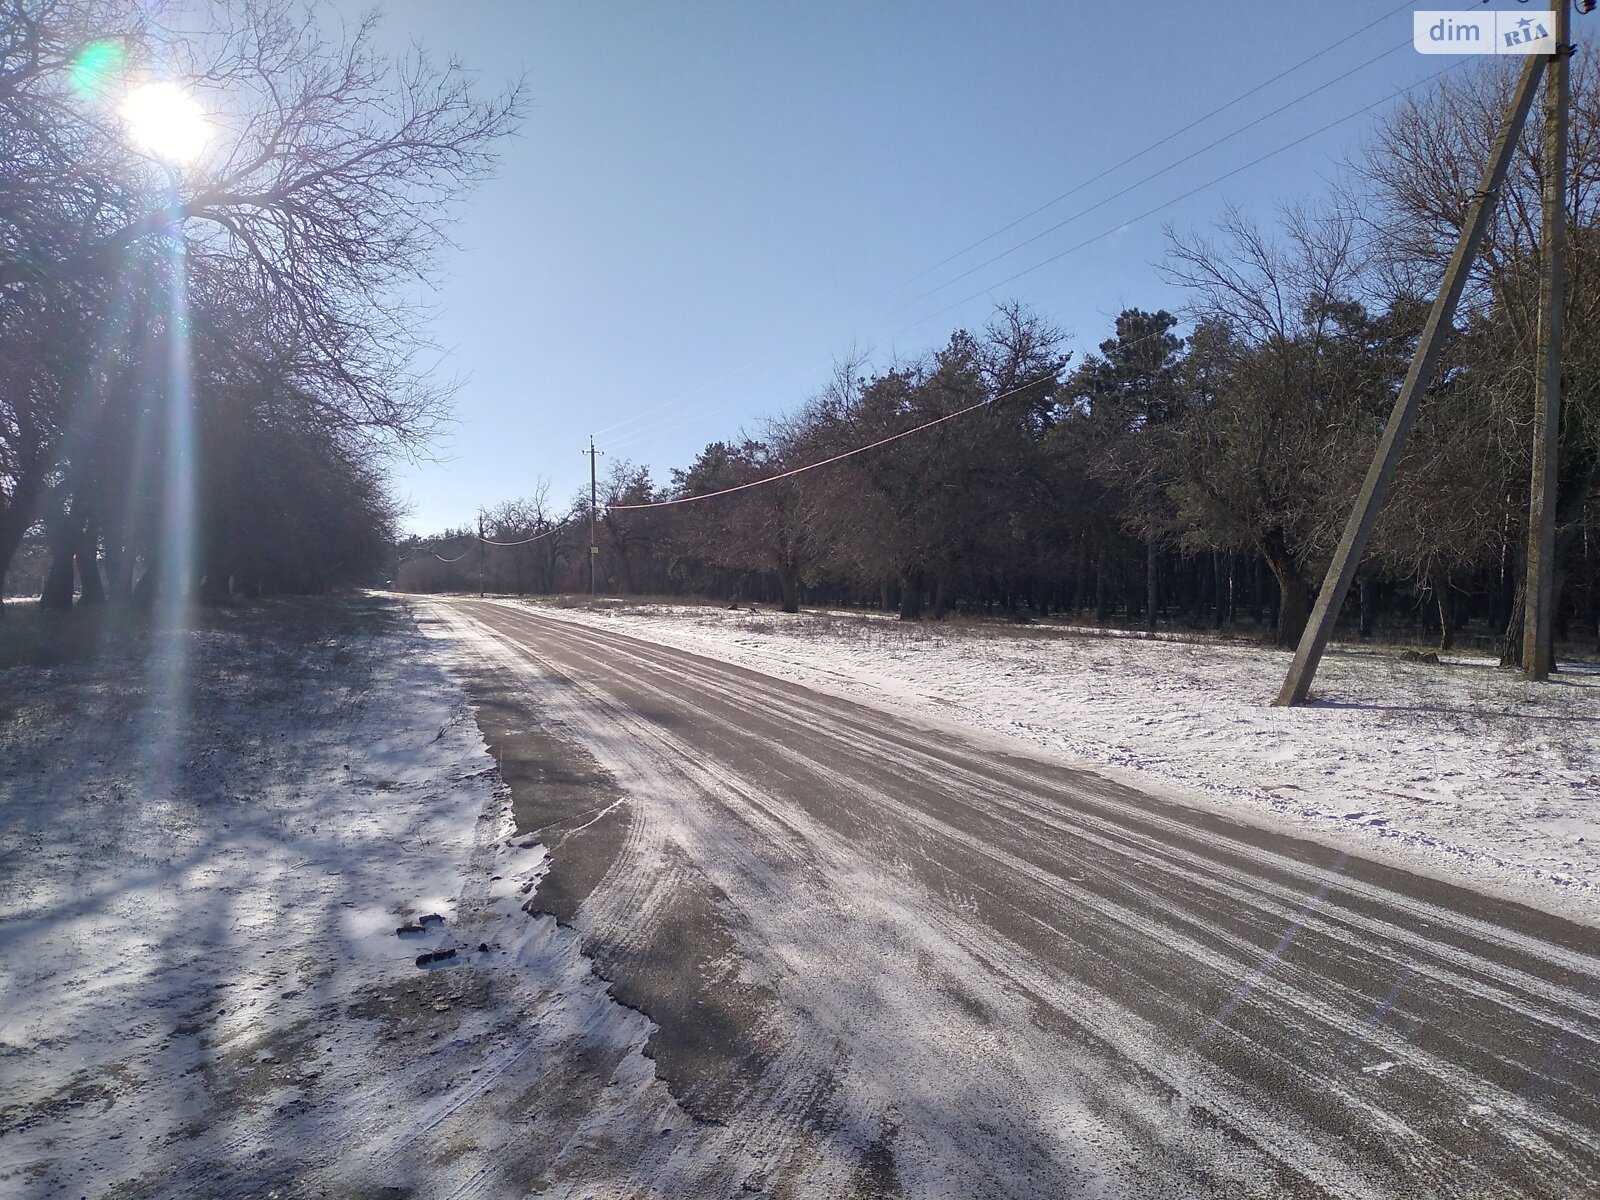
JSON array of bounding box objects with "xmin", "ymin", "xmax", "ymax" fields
[
  {"xmin": 1276, "ymin": 51, "xmax": 1547, "ymax": 707},
  {"xmin": 1523, "ymin": 1, "xmax": 1572, "ymax": 680},
  {"xmin": 585, "ymin": 436, "xmax": 602, "ymax": 600},
  {"xmin": 477, "ymin": 511, "xmax": 485, "ymax": 598}
]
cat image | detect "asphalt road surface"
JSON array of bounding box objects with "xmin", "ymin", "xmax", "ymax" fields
[{"xmin": 426, "ymin": 597, "xmax": 1600, "ymax": 1199}]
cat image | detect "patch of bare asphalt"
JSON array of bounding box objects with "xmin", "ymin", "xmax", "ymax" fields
[{"xmin": 454, "ymin": 645, "xmax": 795, "ymax": 1128}]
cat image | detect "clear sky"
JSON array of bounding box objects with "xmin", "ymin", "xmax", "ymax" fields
[{"xmin": 354, "ymin": 0, "xmax": 1499, "ymax": 535}]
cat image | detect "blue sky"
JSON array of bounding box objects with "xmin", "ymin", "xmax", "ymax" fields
[{"xmin": 360, "ymin": 1, "xmax": 1503, "ymax": 535}]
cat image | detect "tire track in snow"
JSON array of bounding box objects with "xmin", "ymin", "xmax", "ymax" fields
[
  {"xmin": 501, "ymin": 606, "xmax": 1600, "ymax": 1187},
  {"xmin": 435, "ymin": 598, "xmax": 1600, "ymax": 1198}
]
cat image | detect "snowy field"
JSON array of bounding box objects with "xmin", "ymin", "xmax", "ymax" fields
[
  {"xmin": 0, "ymin": 599, "xmax": 674, "ymax": 1196},
  {"xmin": 516, "ymin": 599, "xmax": 1600, "ymax": 926}
]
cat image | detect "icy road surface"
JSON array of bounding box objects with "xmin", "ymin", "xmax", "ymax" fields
[{"xmin": 428, "ymin": 597, "xmax": 1600, "ymax": 1199}]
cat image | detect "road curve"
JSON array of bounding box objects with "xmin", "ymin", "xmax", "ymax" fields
[{"xmin": 426, "ymin": 597, "xmax": 1600, "ymax": 1200}]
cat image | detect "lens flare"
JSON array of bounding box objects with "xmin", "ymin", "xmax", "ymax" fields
[
  {"xmin": 121, "ymin": 81, "xmax": 211, "ymax": 163},
  {"xmin": 70, "ymin": 40, "xmax": 125, "ymax": 97},
  {"xmin": 142, "ymin": 186, "xmax": 198, "ymax": 806}
]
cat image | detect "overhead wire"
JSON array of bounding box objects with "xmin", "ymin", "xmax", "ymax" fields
[
  {"xmin": 418, "ymin": 527, "xmax": 561, "ymax": 562},
  {"xmin": 606, "ymin": 366, "xmax": 1061, "ymax": 512},
  {"xmin": 881, "ymin": 35, "xmax": 1416, "ymax": 321},
  {"xmin": 890, "ymin": 56, "xmax": 1472, "ymax": 339},
  {"xmin": 876, "ymin": 0, "xmax": 1419, "ymax": 303},
  {"xmin": 605, "ymin": 309, "xmax": 1206, "ymax": 514},
  {"xmin": 466, "ymin": 5, "xmax": 1482, "ymax": 528},
  {"xmin": 478, "ymin": 527, "xmax": 560, "ymax": 547},
  {"xmin": 605, "ymin": 45, "xmax": 1472, "ymax": 521},
  {"xmin": 602, "ymin": 46, "xmax": 1461, "ymax": 465},
  {"xmin": 588, "ymin": 1, "xmax": 1421, "ymax": 446}
]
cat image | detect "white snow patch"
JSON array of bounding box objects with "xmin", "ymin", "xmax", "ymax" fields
[{"xmin": 0, "ymin": 607, "xmax": 642, "ymax": 1194}]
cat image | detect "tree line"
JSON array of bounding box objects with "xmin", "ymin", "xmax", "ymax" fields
[
  {"xmin": 1, "ymin": 0, "xmax": 518, "ymax": 611},
  {"xmin": 406, "ymin": 56, "xmax": 1599, "ymax": 661}
]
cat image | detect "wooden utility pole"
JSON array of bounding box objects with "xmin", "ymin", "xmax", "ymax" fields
[
  {"xmin": 1523, "ymin": 1, "xmax": 1572, "ymax": 680},
  {"xmin": 1276, "ymin": 52, "xmax": 1547, "ymax": 707}
]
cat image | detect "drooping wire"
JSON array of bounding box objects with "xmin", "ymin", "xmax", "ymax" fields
[
  {"xmin": 478, "ymin": 527, "xmax": 561, "ymax": 547},
  {"xmin": 605, "ymin": 365, "xmax": 1063, "ymax": 512}
]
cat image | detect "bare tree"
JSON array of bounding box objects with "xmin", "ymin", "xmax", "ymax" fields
[
  {"xmin": 1159, "ymin": 204, "xmax": 1409, "ymax": 646},
  {"xmin": 0, "ymin": 0, "xmax": 522, "ymax": 604}
]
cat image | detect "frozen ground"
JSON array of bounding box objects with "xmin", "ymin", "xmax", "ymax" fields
[
  {"xmin": 514, "ymin": 599, "xmax": 1600, "ymax": 926},
  {"xmin": 0, "ymin": 599, "xmax": 700, "ymax": 1197},
  {"xmin": 5, "ymin": 594, "xmax": 1594, "ymax": 1195}
]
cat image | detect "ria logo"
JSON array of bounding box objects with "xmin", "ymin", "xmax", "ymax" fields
[{"xmin": 1413, "ymin": 10, "xmax": 1556, "ymax": 53}]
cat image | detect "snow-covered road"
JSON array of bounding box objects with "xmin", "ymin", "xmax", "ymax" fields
[
  {"xmin": 510, "ymin": 599, "xmax": 1600, "ymax": 925},
  {"xmin": 428, "ymin": 598, "xmax": 1600, "ymax": 1199}
]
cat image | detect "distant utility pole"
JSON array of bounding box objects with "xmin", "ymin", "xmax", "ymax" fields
[
  {"xmin": 585, "ymin": 436, "xmax": 603, "ymax": 600},
  {"xmin": 477, "ymin": 511, "xmax": 485, "ymax": 598},
  {"xmin": 1523, "ymin": 0, "xmax": 1573, "ymax": 680},
  {"xmin": 1276, "ymin": 50, "xmax": 1548, "ymax": 707}
]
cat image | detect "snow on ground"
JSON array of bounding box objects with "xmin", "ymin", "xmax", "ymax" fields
[
  {"xmin": 0, "ymin": 599, "xmax": 665, "ymax": 1196},
  {"xmin": 514, "ymin": 599, "xmax": 1600, "ymax": 925}
]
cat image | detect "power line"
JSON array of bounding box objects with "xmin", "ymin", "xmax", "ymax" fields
[
  {"xmin": 478, "ymin": 527, "xmax": 560, "ymax": 547},
  {"xmin": 876, "ymin": 0, "xmax": 1418, "ymax": 303},
  {"xmin": 424, "ymin": 527, "xmax": 561, "ymax": 560},
  {"xmin": 458, "ymin": 309, "xmax": 1243, "ymax": 523},
  {"xmin": 605, "ymin": 366, "xmax": 1062, "ymax": 512},
  {"xmin": 590, "ymin": 2, "xmax": 1423, "ymax": 447},
  {"xmin": 891, "ymin": 57, "xmax": 1471, "ymax": 339},
  {"xmin": 608, "ymin": 53, "xmax": 1473, "ymax": 468},
  {"xmin": 883, "ymin": 35, "xmax": 1414, "ymax": 322},
  {"xmin": 606, "ymin": 310, "xmax": 1202, "ymax": 514},
  {"xmin": 591, "ymin": 351, "xmax": 776, "ymax": 439}
]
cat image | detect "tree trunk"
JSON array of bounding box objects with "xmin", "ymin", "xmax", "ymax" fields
[
  {"xmin": 1071, "ymin": 536, "xmax": 1088, "ymax": 614},
  {"xmin": 74, "ymin": 513, "xmax": 105, "ymax": 606},
  {"xmin": 39, "ymin": 502, "xmax": 82, "ymax": 611},
  {"xmin": 132, "ymin": 547, "xmax": 160, "ymax": 609},
  {"xmin": 932, "ymin": 569, "xmax": 950, "ymax": 621},
  {"xmin": 898, "ymin": 566, "xmax": 924, "ymax": 621},
  {"xmin": 1144, "ymin": 536, "xmax": 1158, "ymax": 633},
  {"xmin": 40, "ymin": 551, "xmax": 75, "ymax": 611},
  {"xmin": 109, "ymin": 546, "xmax": 136, "ymax": 603},
  {"xmin": 1358, "ymin": 577, "xmax": 1377, "ymax": 639},
  {"xmin": 1257, "ymin": 532, "xmax": 1308, "ymax": 648},
  {"xmin": 1431, "ymin": 567, "xmax": 1455, "ymax": 652},
  {"xmin": 76, "ymin": 546, "xmax": 106, "ymax": 605},
  {"xmin": 1501, "ymin": 579, "xmax": 1526, "ymax": 668},
  {"xmin": 776, "ymin": 559, "xmax": 800, "ymax": 614},
  {"xmin": 0, "ymin": 442, "xmax": 50, "ymax": 617}
]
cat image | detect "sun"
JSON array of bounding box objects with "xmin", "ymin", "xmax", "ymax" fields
[{"xmin": 121, "ymin": 81, "xmax": 211, "ymax": 164}]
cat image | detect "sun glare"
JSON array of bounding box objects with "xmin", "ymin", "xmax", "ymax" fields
[{"xmin": 120, "ymin": 81, "xmax": 211, "ymax": 164}]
